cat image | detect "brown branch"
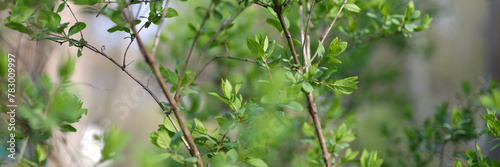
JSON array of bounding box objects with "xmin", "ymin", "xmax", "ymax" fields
[
  {"xmin": 53, "ymin": 36, "xmax": 191, "ymax": 150},
  {"xmin": 311, "ymin": 0, "xmax": 348, "ymax": 61},
  {"xmin": 272, "ymin": 1, "xmax": 331, "ymax": 166},
  {"xmin": 272, "ymin": 0, "xmax": 300, "ymax": 66},
  {"xmin": 125, "ymin": 15, "xmax": 203, "ymax": 166}
]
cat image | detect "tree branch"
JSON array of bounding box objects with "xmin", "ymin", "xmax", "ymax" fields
[
  {"xmin": 272, "ymin": 0, "xmax": 300, "ymax": 66},
  {"xmin": 125, "ymin": 13, "xmax": 203, "ymax": 166},
  {"xmin": 174, "ymin": 1, "xmax": 213, "ymax": 103},
  {"xmin": 51, "ymin": 35, "xmax": 191, "ymax": 150},
  {"xmin": 272, "ymin": 1, "xmax": 331, "ymax": 166}
]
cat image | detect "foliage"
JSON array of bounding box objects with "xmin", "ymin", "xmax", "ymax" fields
[
  {"xmin": 0, "ymin": 0, "xmax": 436, "ymax": 166},
  {"xmin": 454, "ymin": 81, "xmax": 500, "ymax": 167}
]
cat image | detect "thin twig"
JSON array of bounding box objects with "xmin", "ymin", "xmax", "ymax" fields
[
  {"xmin": 151, "ymin": 0, "xmax": 171, "ymax": 57},
  {"xmin": 174, "ymin": 1, "xmax": 213, "ymax": 102},
  {"xmin": 125, "ymin": 14, "xmax": 203, "ymax": 166},
  {"xmin": 65, "ymin": 2, "xmax": 85, "ymax": 40},
  {"xmin": 177, "ymin": 2, "xmax": 248, "ymax": 102},
  {"xmin": 17, "ymin": 136, "xmax": 30, "ymax": 164},
  {"xmin": 311, "ymin": 0, "xmax": 348, "ymax": 61},
  {"xmin": 216, "ymin": 132, "xmax": 227, "ymax": 152}
]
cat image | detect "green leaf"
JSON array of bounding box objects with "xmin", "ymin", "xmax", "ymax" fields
[
  {"xmin": 163, "ymin": 115, "xmax": 180, "ymax": 133},
  {"xmin": 247, "ymin": 38, "xmax": 265, "ymax": 57},
  {"xmin": 77, "ymin": 48, "xmax": 82, "ymax": 57},
  {"xmin": 404, "ymin": 1, "xmax": 415, "ymax": 21},
  {"xmin": 302, "ymin": 122, "xmax": 315, "ymax": 136},
  {"xmin": 96, "ymin": 3, "xmax": 109, "ymax": 17},
  {"xmin": 101, "ymin": 127, "xmax": 129, "ymax": 161},
  {"xmin": 148, "ymin": 132, "xmax": 160, "ymax": 148},
  {"xmin": 475, "ymin": 142, "xmax": 483, "ymax": 160},
  {"xmin": 151, "ymin": 153, "xmax": 172, "ymax": 163},
  {"xmin": 57, "ymin": 22, "xmax": 70, "ymax": 34},
  {"xmin": 49, "ymin": 91, "xmax": 87, "ymax": 123},
  {"xmin": 266, "ymin": 18, "xmax": 282, "ymax": 32},
  {"xmin": 454, "ymin": 158, "xmax": 466, "ymax": 167},
  {"xmin": 149, "ymin": 0, "xmax": 163, "ymax": 14},
  {"xmin": 5, "ymin": 22, "xmax": 30, "ymax": 34},
  {"xmin": 244, "ymin": 157, "xmax": 268, "ymax": 167},
  {"xmin": 284, "ymin": 101, "xmax": 303, "ymax": 111},
  {"xmin": 38, "ymin": 10, "xmax": 61, "ymax": 32},
  {"xmin": 327, "ymin": 37, "xmax": 348, "ymax": 57},
  {"xmin": 211, "ymin": 152, "xmax": 227, "ymax": 167},
  {"xmin": 222, "ymin": 79, "xmax": 233, "ymax": 99},
  {"xmin": 192, "ymin": 118, "xmax": 207, "ymax": 134},
  {"xmin": 165, "ymin": 8, "xmax": 179, "ymax": 18},
  {"xmin": 68, "ymin": 22, "xmax": 86, "ymax": 37},
  {"xmin": 344, "ymin": 4, "xmax": 361, "ymax": 13},
  {"xmin": 209, "ymin": 92, "xmax": 232, "ymax": 106},
  {"xmin": 332, "ymin": 76, "xmax": 359, "ymax": 94},
  {"xmin": 107, "ymin": 25, "xmax": 130, "ymax": 33},
  {"xmin": 183, "ymin": 157, "xmax": 198, "ymax": 163},
  {"xmin": 35, "ymin": 144, "xmax": 48, "ymax": 163},
  {"xmin": 216, "ymin": 113, "xmax": 235, "ymax": 131},
  {"xmin": 213, "ymin": 9, "xmax": 223, "ymax": 20},
  {"xmin": 226, "ymin": 149, "xmax": 239, "ymax": 163},
  {"xmin": 301, "ymin": 82, "xmax": 314, "ymax": 93},
  {"xmin": 9, "ymin": 3, "xmax": 33, "ymax": 23},
  {"xmin": 59, "ymin": 57, "xmax": 75, "ymax": 80},
  {"xmin": 59, "ymin": 124, "xmax": 77, "ymax": 132},
  {"xmin": 170, "ymin": 131, "xmax": 183, "ymax": 151},
  {"xmin": 246, "ymin": 146, "xmax": 269, "ymax": 159},
  {"xmin": 159, "ymin": 65, "xmax": 179, "ymax": 86},
  {"xmin": 317, "ymin": 40, "xmax": 325, "ymax": 59},
  {"xmin": 156, "ymin": 128, "xmax": 171, "ymax": 149},
  {"xmin": 285, "ymin": 72, "xmax": 296, "ymax": 84},
  {"xmin": 57, "ymin": 2, "xmax": 66, "ymax": 13},
  {"xmin": 234, "ymin": 82, "xmax": 243, "ymax": 95},
  {"xmin": 292, "ymin": 38, "xmax": 301, "ymax": 46},
  {"xmin": 71, "ymin": 0, "xmax": 99, "ymax": 5}
]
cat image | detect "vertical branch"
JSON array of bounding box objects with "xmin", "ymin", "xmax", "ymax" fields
[
  {"xmin": 272, "ymin": 1, "xmax": 331, "ymax": 166},
  {"xmin": 151, "ymin": 0, "xmax": 172, "ymax": 57},
  {"xmin": 125, "ymin": 13, "xmax": 203, "ymax": 167},
  {"xmin": 272, "ymin": 0, "xmax": 300, "ymax": 66}
]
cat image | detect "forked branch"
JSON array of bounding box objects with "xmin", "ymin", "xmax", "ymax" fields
[{"xmin": 271, "ymin": 1, "xmax": 332, "ymax": 166}]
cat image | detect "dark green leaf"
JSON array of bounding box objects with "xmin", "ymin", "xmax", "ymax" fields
[
  {"xmin": 68, "ymin": 22, "xmax": 86, "ymax": 37},
  {"xmin": 56, "ymin": 2, "xmax": 66, "ymax": 13},
  {"xmin": 59, "ymin": 124, "xmax": 77, "ymax": 132},
  {"xmin": 72, "ymin": 0, "xmax": 99, "ymax": 5},
  {"xmin": 5, "ymin": 22, "xmax": 30, "ymax": 34}
]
